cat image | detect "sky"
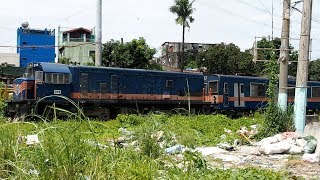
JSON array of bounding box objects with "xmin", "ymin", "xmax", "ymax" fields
[{"xmin": 0, "ymin": 0, "xmax": 319, "ymax": 59}]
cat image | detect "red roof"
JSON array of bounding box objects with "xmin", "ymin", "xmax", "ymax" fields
[{"xmin": 63, "ymin": 27, "xmax": 92, "ymax": 34}]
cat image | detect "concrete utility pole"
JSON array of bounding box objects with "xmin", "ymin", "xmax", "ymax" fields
[
  {"xmin": 95, "ymin": 0, "xmax": 102, "ymax": 66},
  {"xmin": 294, "ymin": 0, "xmax": 313, "ymax": 134},
  {"xmin": 278, "ymin": 0, "xmax": 291, "ymax": 111}
]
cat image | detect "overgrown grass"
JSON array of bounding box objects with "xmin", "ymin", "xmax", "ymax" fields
[{"xmin": 0, "ymin": 114, "xmax": 292, "ymax": 179}]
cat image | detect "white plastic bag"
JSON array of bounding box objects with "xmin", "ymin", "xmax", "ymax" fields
[{"xmin": 259, "ymin": 141, "xmax": 291, "ymax": 155}]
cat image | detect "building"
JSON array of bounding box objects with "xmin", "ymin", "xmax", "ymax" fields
[
  {"xmin": 58, "ymin": 27, "xmax": 95, "ymax": 65},
  {"xmin": 0, "ymin": 53, "xmax": 20, "ymax": 67},
  {"xmin": 160, "ymin": 42, "xmax": 216, "ymax": 69},
  {"xmin": 17, "ymin": 24, "xmax": 55, "ymax": 67}
]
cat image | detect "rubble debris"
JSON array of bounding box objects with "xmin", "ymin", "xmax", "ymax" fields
[
  {"xmin": 118, "ymin": 128, "xmax": 134, "ymax": 137},
  {"xmin": 152, "ymin": 131, "xmax": 164, "ymax": 142},
  {"xmin": 303, "ymin": 136, "xmax": 318, "ymax": 154},
  {"xmin": 288, "ymin": 145, "xmax": 304, "ymax": 155},
  {"xmin": 237, "ymin": 126, "xmax": 256, "ymax": 136},
  {"xmin": 165, "ymin": 145, "xmax": 184, "ymax": 154},
  {"xmin": 259, "ymin": 141, "xmax": 291, "ymax": 155},
  {"xmin": 224, "ymin": 128, "xmax": 232, "ymax": 134},
  {"xmin": 237, "ymin": 146, "xmax": 261, "ymax": 156},
  {"xmin": 26, "ymin": 135, "xmax": 40, "ymax": 145},
  {"xmin": 302, "ymin": 153, "xmax": 320, "ymax": 163},
  {"xmin": 220, "ymin": 134, "xmax": 227, "ymax": 140},
  {"xmin": 217, "ymin": 142, "xmax": 235, "ymax": 151},
  {"xmin": 195, "ymin": 147, "xmax": 227, "ymax": 156}
]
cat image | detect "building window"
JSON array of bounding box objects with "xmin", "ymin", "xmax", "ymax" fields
[
  {"xmin": 250, "ymin": 83, "xmax": 266, "ymax": 97},
  {"xmin": 89, "ymin": 50, "xmax": 95, "ymax": 57},
  {"xmin": 312, "ymin": 87, "xmax": 320, "ymax": 98}
]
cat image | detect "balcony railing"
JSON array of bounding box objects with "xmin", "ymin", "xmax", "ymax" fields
[{"xmin": 62, "ymin": 37, "xmax": 95, "ymax": 43}]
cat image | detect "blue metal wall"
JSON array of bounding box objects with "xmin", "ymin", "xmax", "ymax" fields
[{"xmin": 17, "ymin": 27, "xmax": 55, "ymax": 67}]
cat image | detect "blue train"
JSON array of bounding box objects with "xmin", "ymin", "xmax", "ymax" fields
[
  {"xmin": 8, "ymin": 62, "xmax": 206, "ymax": 120},
  {"xmin": 7, "ymin": 62, "xmax": 320, "ymax": 120}
]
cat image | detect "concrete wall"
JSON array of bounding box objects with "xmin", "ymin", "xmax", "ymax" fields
[
  {"xmin": 0, "ymin": 53, "xmax": 20, "ymax": 67},
  {"xmin": 60, "ymin": 42, "xmax": 95, "ymax": 65}
]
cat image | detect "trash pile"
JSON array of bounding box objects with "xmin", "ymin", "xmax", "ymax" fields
[
  {"xmin": 194, "ymin": 126, "xmax": 320, "ymax": 165},
  {"xmin": 256, "ymin": 132, "xmax": 319, "ymax": 163},
  {"xmin": 20, "ymin": 126, "xmax": 320, "ymax": 165}
]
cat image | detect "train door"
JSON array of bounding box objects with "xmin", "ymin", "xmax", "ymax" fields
[
  {"xmin": 234, "ymin": 83, "xmax": 245, "ymax": 107},
  {"xmin": 111, "ymin": 75, "xmax": 119, "ymax": 99},
  {"xmin": 163, "ymin": 79, "xmax": 173, "ymax": 99},
  {"xmin": 80, "ymin": 73, "xmax": 88, "ymax": 98},
  {"xmin": 203, "ymin": 83, "xmax": 207, "ymax": 101},
  {"xmin": 35, "ymin": 71, "xmax": 43, "ymax": 99},
  {"xmin": 223, "ymin": 83, "xmax": 229, "ymax": 106},
  {"xmin": 148, "ymin": 75, "xmax": 155, "ymax": 97},
  {"xmin": 100, "ymin": 83, "xmax": 108, "ymax": 99}
]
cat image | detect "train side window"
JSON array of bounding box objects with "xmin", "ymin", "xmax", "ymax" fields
[
  {"xmin": 204, "ymin": 83, "xmax": 208, "ymax": 95},
  {"xmin": 58, "ymin": 74, "xmax": 64, "ymax": 84},
  {"xmin": 35, "ymin": 71, "xmax": 43, "ymax": 83},
  {"xmin": 250, "ymin": 83, "xmax": 266, "ymax": 97},
  {"xmin": 45, "ymin": 73, "xmax": 52, "ymax": 84},
  {"xmin": 64, "ymin": 74, "xmax": 71, "ymax": 84},
  {"xmin": 288, "ymin": 85, "xmax": 295, "ymax": 98},
  {"xmin": 224, "ymin": 83, "xmax": 229, "ymax": 94},
  {"xmin": 166, "ymin": 80, "xmax": 173, "ymax": 88},
  {"xmin": 52, "ymin": 73, "xmax": 58, "ymax": 84},
  {"xmin": 312, "ymin": 87, "xmax": 320, "ymax": 98},
  {"xmin": 240, "ymin": 84, "xmax": 244, "ymax": 94},
  {"xmin": 100, "ymin": 83, "xmax": 108, "ymax": 93},
  {"xmin": 208, "ymin": 81, "xmax": 218, "ymax": 94}
]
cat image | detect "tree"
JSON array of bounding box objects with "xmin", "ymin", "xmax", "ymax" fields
[
  {"xmin": 59, "ymin": 57, "xmax": 79, "ymax": 65},
  {"xmin": 198, "ymin": 43, "xmax": 257, "ymax": 75},
  {"xmin": 256, "ymin": 37, "xmax": 298, "ymax": 77},
  {"xmin": 101, "ymin": 38, "xmax": 160, "ymax": 70},
  {"xmin": 309, "ymin": 59, "xmax": 320, "ymax": 81},
  {"xmin": 169, "ymin": 0, "xmax": 195, "ymax": 72}
]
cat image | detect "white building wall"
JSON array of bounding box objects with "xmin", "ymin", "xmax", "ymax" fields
[{"xmin": 0, "ymin": 53, "xmax": 20, "ymax": 67}]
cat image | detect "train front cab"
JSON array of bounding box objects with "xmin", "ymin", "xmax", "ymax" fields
[
  {"xmin": 7, "ymin": 62, "xmax": 72, "ymax": 120},
  {"xmin": 204, "ymin": 75, "xmax": 269, "ymax": 116}
]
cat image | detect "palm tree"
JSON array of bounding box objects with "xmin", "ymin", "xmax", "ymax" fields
[{"xmin": 169, "ymin": 0, "xmax": 195, "ymax": 72}]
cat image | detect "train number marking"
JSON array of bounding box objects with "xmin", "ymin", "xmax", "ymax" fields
[{"xmin": 54, "ymin": 90, "xmax": 62, "ymax": 95}]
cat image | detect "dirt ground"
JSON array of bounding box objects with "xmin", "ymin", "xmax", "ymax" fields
[{"xmin": 201, "ymin": 147, "xmax": 320, "ymax": 179}]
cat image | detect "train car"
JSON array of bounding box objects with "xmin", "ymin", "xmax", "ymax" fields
[
  {"xmin": 203, "ymin": 74, "xmax": 269, "ymax": 116},
  {"xmin": 7, "ymin": 62, "xmax": 207, "ymax": 120},
  {"xmin": 203, "ymin": 74, "xmax": 320, "ymax": 116}
]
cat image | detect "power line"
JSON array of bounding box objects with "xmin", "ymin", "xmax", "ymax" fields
[
  {"xmin": 196, "ymin": 0, "xmax": 276, "ymax": 28},
  {"xmin": 0, "ymin": 42, "xmax": 96, "ymax": 49},
  {"xmin": 256, "ymin": 0, "xmax": 272, "ymax": 14}
]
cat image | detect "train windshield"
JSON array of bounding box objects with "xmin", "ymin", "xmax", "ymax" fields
[{"xmin": 24, "ymin": 67, "xmax": 34, "ymax": 78}]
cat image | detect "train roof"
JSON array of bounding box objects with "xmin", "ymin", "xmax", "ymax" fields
[
  {"xmin": 69, "ymin": 64, "xmax": 204, "ymax": 76},
  {"xmin": 206, "ymin": 74, "xmax": 268, "ymax": 80},
  {"xmin": 37, "ymin": 63, "xmax": 71, "ymax": 74}
]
